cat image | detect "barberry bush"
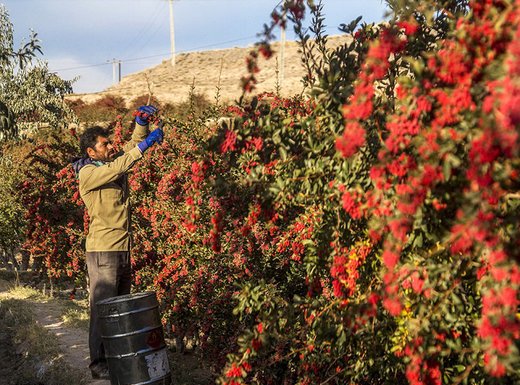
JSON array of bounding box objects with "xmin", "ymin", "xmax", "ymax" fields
[
  {"xmin": 10, "ymin": 0, "xmax": 520, "ymax": 384},
  {"xmin": 217, "ymin": 1, "xmax": 519, "ymax": 383}
]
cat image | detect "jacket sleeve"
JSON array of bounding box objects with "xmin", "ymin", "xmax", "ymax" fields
[
  {"xmin": 121, "ymin": 123, "xmax": 149, "ymax": 153},
  {"xmin": 79, "ymin": 147, "xmax": 142, "ymax": 193}
]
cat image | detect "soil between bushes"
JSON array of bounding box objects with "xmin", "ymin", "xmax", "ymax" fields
[
  {"xmin": 0, "ymin": 276, "xmax": 213, "ymax": 385},
  {"xmin": 0, "ymin": 279, "xmax": 45, "ymax": 385},
  {"xmin": 0, "ymin": 277, "xmax": 99, "ymax": 385},
  {"xmin": 0, "ymin": 327, "xmax": 34, "ymax": 385}
]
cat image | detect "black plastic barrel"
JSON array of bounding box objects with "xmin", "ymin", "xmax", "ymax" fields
[{"xmin": 97, "ymin": 292, "xmax": 171, "ymax": 385}]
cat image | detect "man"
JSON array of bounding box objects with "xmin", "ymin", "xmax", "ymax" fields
[{"xmin": 72, "ymin": 105, "xmax": 164, "ymax": 380}]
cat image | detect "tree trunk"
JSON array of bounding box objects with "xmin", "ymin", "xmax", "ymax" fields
[
  {"xmin": 8, "ymin": 248, "xmax": 19, "ymax": 271},
  {"xmin": 0, "ymin": 250, "xmax": 8, "ymax": 269},
  {"xmin": 32, "ymin": 255, "xmax": 43, "ymax": 272},
  {"xmin": 20, "ymin": 250, "xmax": 30, "ymax": 271}
]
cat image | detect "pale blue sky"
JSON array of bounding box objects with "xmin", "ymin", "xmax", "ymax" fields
[{"xmin": 2, "ymin": 0, "xmax": 388, "ymax": 94}]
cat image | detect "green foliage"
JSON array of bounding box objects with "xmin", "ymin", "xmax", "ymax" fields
[
  {"xmin": 0, "ymin": 146, "xmax": 25, "ymax": 259},
  {"xmin": 0, "ymin": 5, "xmax": 41, "ymax": 70},
  {"xmin": 0, "ymin": 4, "xmax": 76, "ymax": 141},
  {"xmin": 0, "ymin": 101, "xmax": 15, "ymax": 142},
  {"xmin": 7, "ymin": 64, "xmax": 76, "ymax": 129}
]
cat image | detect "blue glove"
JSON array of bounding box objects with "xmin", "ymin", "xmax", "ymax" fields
[
  {"xmin": 138, "ymin": 128, "xmax": 164, "ymax": 153},
  {"xmin": 135, "ymin": 105, "xmax": 158, "ymax": 126}
]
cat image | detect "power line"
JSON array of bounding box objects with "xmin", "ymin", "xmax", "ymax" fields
[
  {"xmin": 50, "ymin": 62, "xmax": 110, "ymax": 72},
  {"xmin": 47, "ymin": 0, "xmax": 287, "ymax": 73},
  {"xmin": 116, "ymin": 0, "xmax": 166, "ymax": 60},
  {"xmin": 49, "ymin": 35, "xmax": 258, "ymax": 72},
  {"xmin": 138, "ymin": 12, "xmax": 169, "ymax": 58},
  {"xmin": 49, "ymin": 25, "xmax": 352, "ymax": 73}
]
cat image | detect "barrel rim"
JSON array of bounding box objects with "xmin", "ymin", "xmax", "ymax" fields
[
  {"xmin": 96, "ymin": 291, "xmax": 157, "ymax": 306},
  {"xmin": 99, "ymin": 304, "xmax": 159, "ymax": 319}
]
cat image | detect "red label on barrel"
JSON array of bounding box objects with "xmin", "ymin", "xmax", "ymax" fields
[{"xmin": 146, "ymin": 329, "xmax": 162, "ymax": 349}]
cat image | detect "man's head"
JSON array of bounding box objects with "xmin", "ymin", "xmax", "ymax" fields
[{"xmin": 79, "ymin": 126, "xmax": 116, "ymax": 162}]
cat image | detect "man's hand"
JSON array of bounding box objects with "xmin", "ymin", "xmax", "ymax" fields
[
  {"xmin": 134, "ymin": 105, "xmax": 158, "ymax": 126},
  {"xmin": 138, "ymin": 128, "xmax": 164, "ymax": 153}
]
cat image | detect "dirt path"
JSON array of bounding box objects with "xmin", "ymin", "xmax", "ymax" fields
[
  {"xmin": 0, "ymin": 279, "xmax": 106, "ymax": 385},
  {"xmin": 30, "ymin": 299, "xmax": 109, "ymax": 385},
  {"xmin": 0, "ymin": 278, "xmax": 213, "ymax": 385},
  {"xmin": 0, "ymin": 278, "xmax": 28, "ymax": 385}
]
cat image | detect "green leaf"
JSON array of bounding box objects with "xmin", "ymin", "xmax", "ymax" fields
[
  {"xmin": 279, "ymin": 146, "xmax": 288, "ymax": 161},
  {"xmin": 454, "ymin": 365, "xmax": 466, "ymax": 373}
]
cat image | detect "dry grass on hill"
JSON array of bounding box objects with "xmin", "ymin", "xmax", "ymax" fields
[{"xmin": 67, "ymin": 35, "xmax": 351, "ymax": 106}]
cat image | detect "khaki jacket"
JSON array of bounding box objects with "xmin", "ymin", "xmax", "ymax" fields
[{"xmin": 78, "ymin": 125, "xmax": 148, "ymax": 252}]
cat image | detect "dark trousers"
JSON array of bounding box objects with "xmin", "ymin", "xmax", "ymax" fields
[{"xmin": 86, "ymin": 251, "xmax": 132, "ymax": 368}]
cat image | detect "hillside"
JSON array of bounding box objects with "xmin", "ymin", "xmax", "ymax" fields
[{"xmin": 67, "ymin": 35, "xmax": 351, "ymax": 106}]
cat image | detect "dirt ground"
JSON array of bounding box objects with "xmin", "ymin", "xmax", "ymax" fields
[
  {"xmin": 30, "ymin": 300, "xmax": 107, "ymax": 385},
  {"xmin": 0, "ymin": 278, "xmax": 95, "ymax": 385},
  {"xmin": 0, "ymin": 278, "xmax": 212, "ymax": 385},
  {"xmin": 0, "ymin": 280, "xmax": 30, "ymax": 385}
]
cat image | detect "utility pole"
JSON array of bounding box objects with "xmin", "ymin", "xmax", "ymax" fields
[
  {"xmin": 278, "ymin": 9, "xmax": 286, "ymax": 90},
  {"xmin": 109, "ymin": 58, "xmax": 122, "ymax": 84},
  {"xmin": 169, "ymin": 0, "xmax": 176, "ymax": 67}
]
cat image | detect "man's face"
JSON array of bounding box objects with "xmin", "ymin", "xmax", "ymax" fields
[{"xmin": 88, "ymin": 136, "xmax": 115, "ymax": 162}]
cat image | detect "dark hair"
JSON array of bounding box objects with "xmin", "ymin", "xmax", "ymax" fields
[{"xmin": 79, "ymin": 126, "xmax": 110, "ymax": 157}]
